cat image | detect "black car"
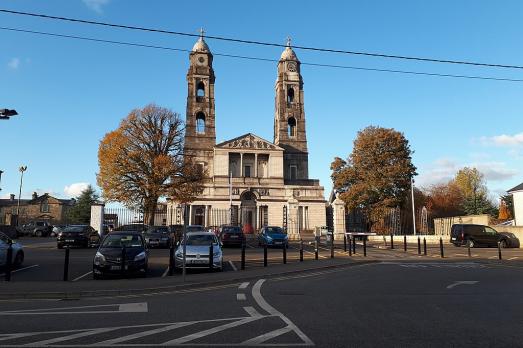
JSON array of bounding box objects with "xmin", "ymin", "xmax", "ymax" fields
[
  {"xmin": 112, "ymin": 224, "xmax": 147, "ymax": 233},
  {"xmin": 143, "ymin": 226, "xmax": 171, "ymax": 248},
  {"xmin": 219, "ymin": 225, "xmax": 245, "ymax": 247},
  {"xmin": 450, "ymin": 224, "xmax": 520, "ymax": 248},
  {"xmin": 93, "ymin": 232, "xmax": 148, "ymax": 279},
  {"xmin": 57, "ymin": 225, "xmax": 100, "ymax": 249}
]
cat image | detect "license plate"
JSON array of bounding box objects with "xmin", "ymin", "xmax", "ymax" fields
[
  {"xmin": 274, "ymin": 241, "xmax": 282, "ymax": 244},
  {"xmin": 451, "ymin": 237, "xmax": 456, "ymax": 240},
  {"xmin": 66, "ymin": 239, "xmax": 75, "ymax": 242},
  {"xmin": 150, "ymin": 241, "xmax": 159, "ymax": 244},
  {"xmin": 110, "ymin": 265, "xmax": 121, "ymax": 270},
  {"xmin": 191, "ymin": 260, "xmax": 207, "ymax": 264},
  {"xmin": 230, "ymin": 235, "xmax": 238, "ymax": 239}
]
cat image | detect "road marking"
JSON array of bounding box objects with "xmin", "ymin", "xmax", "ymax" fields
[
  {"xmin": 0, "ymin": 264, "xmax": 39, "ymax": 277},
  {"xmin": 236, "ymin": 293, "xmax": 246, "ymax": 301},
  {"xmin": 162, "ymin": 267, "xmax": 170, "ymax": 278},
  {"xmin": 489, "ymin": 256, "xmax": 498, "ymax": 259},
  {"xmin": 72, "ymin": 271, "xmax": 92, "ymax": 282},
  {"xmin": 243, "ymin": 306, "xmax": 262, "ymax": 317},
  {"xmin": 96, "ymin": 322, "xmax": 194, "ymax": 345},
  {"xmin": 446, "ymin": 281, "xmax": 479, "ymax": 289},
  {"xmin": 24, "ymin": 327, "xmax": 115, "ymax": 346},
  {"xmin": 289, "ymin": 245, "xmax": 327, "ymax": 259},
  {"xmin": 508, "ymin": 257, "xmax": 519, "ymax": 260},
  {"xmin": 252, "ymin": 279, "xmax": 314, "ymax": 346},
  {"xmin": 228, "ymin": 260, "xmax": 238, "ymax": 271},
  {"xmin": 163, "ymin": 316, "xmax": 260, "ymax": 345},
  {"xmin": 0, "ymin": 302, "xmax": 148, "ymax": 315},
  {"xmin": 238, "ymin": 282, "xmax": 249, "ymax": 289},
  {"xmin": 242, "ymin": 326, "xmax": 293, "ymax": 345}
]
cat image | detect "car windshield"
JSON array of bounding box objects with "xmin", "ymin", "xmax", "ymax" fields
[
  {"xmin": 62, "ymin": 226, "xmax": 86, "ymax": 233},
  {"xmin": 223, "ymin": 226, "xmax": 241, "ymax": 234},
  {"xmin": 184, "ymin": 234, "xmax": 216, "ymax": 246},
  {"xmin": 146, "ymin": 227, "xmax": 169, "ymax": 234},
  {"xmin": 187, "ymin": 226, "xmax": 204, "ymax": 232},
  {"xmin": 265, "ymin": 227, "xmax": 284, "ymax": 235},
  {"xmin": 102, "ymin": 234, "xmax": 143, "ymax": 248}
]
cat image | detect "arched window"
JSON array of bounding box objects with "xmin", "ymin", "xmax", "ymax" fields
[
  {"xmin": 196, "ymin": 81, "xmax": 205, "ymax": 97},
  {"xmin": 288, "ymin": 117, "xmax": 296, "ymax": 137},
  {"xmin": 287, "ymin": 87, "xmax": 294, "ymax": 103},
  {"xmin": 196, "ymin": 112, "xmax": 206, "ymax": 134}
]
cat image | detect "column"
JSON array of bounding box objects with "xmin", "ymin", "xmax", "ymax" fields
[
  {"xmin": 240, "ymin": 153, "xmax": 243, "ymax": 177},
  {"xmin": 188, "ymin": 205, "xmax": 193, "ymax": 225},
  {"xmin": 254, "ymin": 153, "xmax": 258, "ymax": 178},
  {"xmin": 332, "ymin": 194, "xmax": 346, "ymax": 240},
  {"xmin": 90, "ymin": 203, "xmax": 105, "ymax": 237}
]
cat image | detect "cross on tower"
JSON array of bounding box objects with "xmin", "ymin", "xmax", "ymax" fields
[
  {"xmin": 199, "ymin": 27, "xmax": 205, "ymax": 39},
  {"xmin": 286, "ymin": 36, "xmax": 292, "ymax": 47}
]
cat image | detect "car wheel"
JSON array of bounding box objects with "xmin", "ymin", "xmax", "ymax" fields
[
  {"xmin": 499, "ymin": 239, "xmax": 508, "ymax": 248},
  {"xmin": 14, "ymin": 252, "xmax": 24, "ymax": 266},
  {"xmin": 93, "ymin": 272, "xmax": 102, "ymax": 280},
  {"xmin": 467, "ymin": 239, "xmax": 475, "ymax": 248},
  {"xmin": 35, "ymin": 230, "xmax": 42, "ymax": 237}
]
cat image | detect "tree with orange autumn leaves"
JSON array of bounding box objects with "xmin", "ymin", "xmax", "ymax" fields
[{"xmin": 97, "ymin": 104, "xmax": 204, "ymax": 225}]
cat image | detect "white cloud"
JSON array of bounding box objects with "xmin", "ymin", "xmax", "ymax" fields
[
  {"xmin": 475, "ymin": 162, "xmax": 518, "ymax": 182},
  {"xmin": 82, "ymin": 0, "xmax": 110, "ymax": 13},
  {"xmin": 480, "ymin": 132, "xmax": 523, "ymax": 147},
  {"xmin": 64, "ymin": 183, "xmax": 90, "ymax": 198},
  {"xmin": 7, "ymin": 57, "xmax": 20, "ymax": 70}
]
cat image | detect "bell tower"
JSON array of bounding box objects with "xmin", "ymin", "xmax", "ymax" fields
[
  {"xmin": 184, "ymin": 29, "xmax": 216, "ymax": 173},
  {"xmin": 274, "ymin": 38, "xmax": 309, "ymax": 181}
]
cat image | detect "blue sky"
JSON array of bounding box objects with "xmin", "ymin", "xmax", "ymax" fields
[{"xmin": 1, "ymin": 0, "xmax": 523, "ymax": 202}]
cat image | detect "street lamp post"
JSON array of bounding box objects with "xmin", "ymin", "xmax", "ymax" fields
[
  {"xmin": 411, "ymin": 176, "xmax": 417, "ymax": 236},
  {"xmin": 0, "ymin": 109, "xmax": 19, "ymax": 120},
  {"xmin": 16, "ymin": 166, "xmax": 27, "ymax": 226},
  {"xmin": 0, "ymin": 170, "xmax": 3, "ymax": 192}
]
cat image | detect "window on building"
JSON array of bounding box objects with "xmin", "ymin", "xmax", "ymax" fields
[
  {"xmin": 244, "ymin": 165, "xmax": 251, "ymax": 178},
  {"xmin": 287, "ymin": 87, "xmax": 294, "ymax": 103},
  {"xmin": 196, "ymin": 112, "xmax": 206, "ymax": 134},
  {"xmin": 196, "ymin": 81, "xmax": 205, "ymax": 97},
  {"xmin": 197, "ymin": 162, "xmax": 205, "ymax": 174},
  {"xmin": 290, "ymin": 165, "xmax": 297, "ymax": 180},
  {"xmin": 288, "ymin": 117, "xmax": 296, "ymax": 137},
  {"xmin": 40, "ymin": 199, "xmax": 49, "ymax": 213}
]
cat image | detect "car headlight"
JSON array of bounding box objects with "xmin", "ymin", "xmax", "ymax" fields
[
  {"xmin": 134, "ymin": 251, "xmax": 146, "ymax": 261},
  {"xmin": 94, "ymin": 251, "xmax": 106, "ymax": 265},
  {"xmin": 266, "ymin": 236, "xmax": 273, "ymax": 241},
  {"xmin": 213, "ymin": 250, "xmax": 221, "ymax": 257},
  {"xmin": 284, "ymin": 235, "xmax": 289, "ymax": 240}
]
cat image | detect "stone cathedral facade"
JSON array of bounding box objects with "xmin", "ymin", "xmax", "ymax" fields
[{"xmin": 168, "ymin": 34, "xmax": 326, "ymax": 237}]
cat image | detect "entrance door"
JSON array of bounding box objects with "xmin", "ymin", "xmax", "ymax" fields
[
  {"xmin": 240, "ymin": 191, "xmax": 257, "ymax": 234},
  {"xmin": 194, "ymin": 206, "xmax": 205, "ymax": 226}
]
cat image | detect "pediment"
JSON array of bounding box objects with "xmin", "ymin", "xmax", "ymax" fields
[{"xmin": 216, "ymin": 133, "xmax": 283, "ymax": 151}]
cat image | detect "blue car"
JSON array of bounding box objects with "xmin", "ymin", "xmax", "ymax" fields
[{"xmin": 258, "ymin": 226, "xmax": 288, "ymax": 248}]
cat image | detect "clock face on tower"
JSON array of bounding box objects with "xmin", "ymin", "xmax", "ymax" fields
[
  {"xmin": 197, "ymin": 56, "xmax": 206, "ymax": 66},
  {"xmin": 287, "ymin": 62, "xmax": 297, "ymax": 72}
]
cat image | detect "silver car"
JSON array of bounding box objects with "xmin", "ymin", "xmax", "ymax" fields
[
  {"xmin": 0, "ymin": 232, "xmax": 24, "ymax": 267},
  {"xmin": 174, "ymin": 231, "xmax": 223, "ymax": 271}
]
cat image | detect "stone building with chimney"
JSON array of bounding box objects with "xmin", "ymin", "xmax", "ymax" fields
[
  {"xmin": 168, "ymin": 34, "xmax": 326, "ymax": 238},
  {"xmin": 0, "ymin": 192, "xmax": 75, "ymax": 225}
]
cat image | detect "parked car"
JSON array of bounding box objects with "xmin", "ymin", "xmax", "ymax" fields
[
  {"xmin": 112, "ymin": 224, "xmax": 147, "ymax": 233},
  {"xmin": 0, "ymin": 232, "xmax": 24, "ymax": 268},
  {"xmin": 187, "ymin": 225, "xmax": 205, "ymax": 233},
  {"xmin": 219, "ymin": 225, "xmax": 245, "ymax": 247},
  {"xmin": 450, "ymin": 224, "xmax": 520, "ymax": 248},
  {"xmin": 174, "ymin": 231, "xmax": 222, "ymax": 271},
  {"xmin": 57, "ymin": 225, "xmax": 100, "ymax": 249},
  {"xmin": 258, "ymin": 226, "xmax": 288, "ymax": 248},
  {"xmin": 93, "ymin": 231, "xmax": 148, "ymax": 279},
  {"xmin": 143, "ymin": 226, "xmax": 171, "ymax": 248},
  {"xmin": 19, "ymin": 221, "xmax": 53, "ymax": 237}
]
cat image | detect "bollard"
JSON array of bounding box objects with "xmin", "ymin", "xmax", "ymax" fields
[
  {"xmin": 209, "ymin": 243, "xmax": 214, "ymax": 271},
  {"xmin": 121, "ymin": 246, "xmax": 126, "ymax": 277},
  {"xmin": 299, "ymin": 240, "xmax": 304, "ymax": 262},
  {"xmin": 353, "ymin": 236, "xmax": 357, "ymax": 254},
  {"xmin": 439, "ymin": 237, "xmax": 444, "ymax": 258},
  {"xmin": 330, "ymin": 234, "xmax": 334, "ymax": 259},
  {"xmin": 498, "ymin": 241, "xmax": 502, "ymax": 260},
  {"xmin": 169, "ymin": 240, "xmax": 174, "ymax": 276},
  {"xmin": 241, "ymin": 240, "xmax": 246, "ymax": 270},
  {"xmin": 348, "ymin": 236, "xmax": 352, "ymax": 256},
  {"xmin": 63, "ymin": 246, "xmax": 70, "ymax": 281},
  {"xmin": 263, "ymin": 244, "xmax": 268, "ymax": 267},
  {"xmin": 5, "ymin": 242, "xmax": 13, "ymax": 282},
  {"xmin": 315, "ymin": 238, "xmax": 319, "ymax": 260},
  {"xmin": 363, "ymin": 237, "xmax": 367, "ymax": 257},
  {"xmin": 468, "ymin": 242, "xmax": 471, "ymax": 258},
  {"xmin": 343, "ymin": 234, "xmax": 347, "ymax": 252},
  {"xmin": 423, "ymin": 237, "xmax": 427, "ymax": 256},
  {"xmin": 390, "ymin": 234, "xmax": 394, "ymax": 250},
  {"xmin": 283, "ymin": 244, "xmax": 287, "ymax": 264},
  {"xmin": 403, "ymin": 235, "xmax": 407, "ymax": 252},
  {"xmin": 417, "ymin": 237, "xmax": 421, "ymax": 255}
]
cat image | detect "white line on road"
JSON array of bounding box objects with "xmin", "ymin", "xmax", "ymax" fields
[
  {"xmin": 236, "ymin": 293, "xmax": 246, "ymax": 301},
  {"xmin": 252, "ymin": 279, "xmax": 314, "ymax": 346},
  {"xmin": 0, "ymin": 302, "xmax": 148, "ymax": 315},
  {"xmin": 228, "ymin": 260, "xmax": 238, "ymax": 271},
  {"xmin": 242, "ymin": 326, "xmax": 293, "ymax": 345},
  {"xmin": 508, "ymin": 257, "xmax": 519, "ymax": 260},
  {"xmin": 25, "ymin": 327, "xmax": 115, "ymax": 346},
  {"xmin": 0, "ymin": 264, "xmax": 39, "ymax": 277},
  {"xmin": 96, "ymin": 322, "xmax": 194, "ymax": 345},
  {"xmin": 162, "ymin": 267, "xmax": 170, "ymax": 278},
  {"xmin": 489, "ymin": 256, "xmax": 498, "ymax": 259},
  {"xmin": 446, "ymin": 281, "xmax": 479, "ymax": 289},
  {"xmin": 238, "ymin": 282, "xmax": 249, "ymax": 289},
  {"xmin": 72, "ymin": 271, "xmax": 92, "ymax": 282}
]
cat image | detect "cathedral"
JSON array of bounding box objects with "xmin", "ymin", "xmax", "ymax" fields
[{"xmin": 169, "ymin": 33, "xmax": 326, "ymax": 238}]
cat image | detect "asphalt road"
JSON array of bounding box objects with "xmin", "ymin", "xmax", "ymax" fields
[
  {"xmin": 1, "ymin": 261, "xmax": 522, "ymax": 347},
  {"xmin": 3, "ymin": 236, "xmax": 523, "ymax": 283}
]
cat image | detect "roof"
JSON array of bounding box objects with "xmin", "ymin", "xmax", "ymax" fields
[
  {"xmin": 280, "ymin": 46, "xmax": 298, "ymax": 61},
  {"xmin": 215, "ymin": 133, "xmax": 284, "ymax": 151},
  {"xmin": 508, "ymin": 182, "xmax": 523, "ymax": 193},
  {"xmin": 192, "ymin": 37, "xmax": 210, "ymax": 53},
  {"xmin": 0, "ymin": 193, "xmax": 74, "ymax": 207}
]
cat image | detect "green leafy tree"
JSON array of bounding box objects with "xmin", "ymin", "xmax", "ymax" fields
[
  {"xmin": 67, "ymin": 185, "xmax": 100, "ymax": 224},
  {"xmin": 331, "ymin": 126, "xmax": 417, "ymax": 228}
]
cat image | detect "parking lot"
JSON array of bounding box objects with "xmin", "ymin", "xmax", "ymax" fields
[{"xmin": 3, "ymin": 235, "xmax": 523, "ymax": 283}]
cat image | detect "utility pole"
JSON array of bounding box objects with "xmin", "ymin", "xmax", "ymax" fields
[
  {"xmin": 17, "ymin": 166, "xmax": 28, "ymax": 226},
  {"xmin": 411, "ymin": 176, "xmax": 417, "ymax": 236}
]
